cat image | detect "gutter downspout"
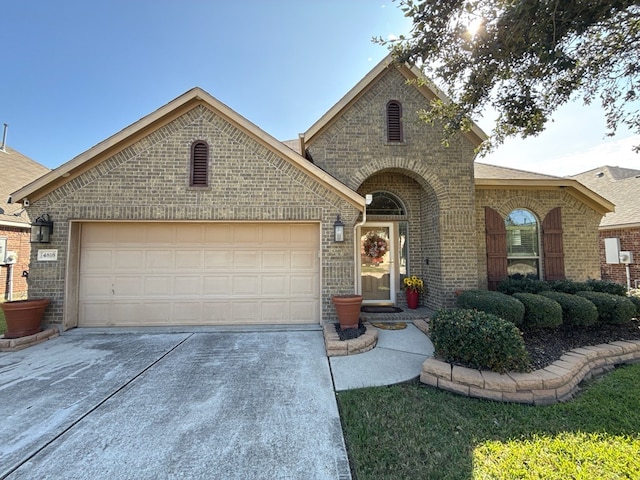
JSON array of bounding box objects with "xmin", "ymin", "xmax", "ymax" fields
[{"xmin": 353, "ymin": 194, "xmax": 372, "ymax": 292}]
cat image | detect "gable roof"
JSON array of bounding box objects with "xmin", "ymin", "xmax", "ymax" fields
[
  {"xmin": 570, "ymin": 165, "xmax": 640, "ymax": 228},
  {"xmin": 0, "ymin": 146, "xmax": 49, "ymax": 227},
  {"xmin": 301, "ymin": 55, "xmax": 487, "ymax": 148},
  {"xmin": 475, "ymin": 162, "xmax": 615, "ymax": 216},
  {"xmin": 10, "ymin": 87, "xmax": 365, "ymax": 211}
]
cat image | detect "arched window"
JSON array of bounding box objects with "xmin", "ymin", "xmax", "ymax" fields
[
  {"xmin": 386, "ymin": 100, "xmax": 403, "ymax": 142},
  {"xmin": 505, "ymin": 209, "xmax": 540, "ymax": 279},
  {"xmin": 367, "ymin": 191, "xmax": 406, "ymax": 215},
  {"xmin": 190, "ymin": 141, "xmax": 209, "ymax": 187}
]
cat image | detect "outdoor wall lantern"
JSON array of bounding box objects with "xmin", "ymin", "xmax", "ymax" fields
[
  {"xmin": 334, "ymin": 214, "xmax": 345, "ymax": 242},
  {"xmin": 31, "ymin": 214, "xmax": 54, "ymax": 243}
]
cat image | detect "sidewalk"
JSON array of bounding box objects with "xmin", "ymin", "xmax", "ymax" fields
[{"xmin": 329, "ymin": 322, "xmax": 435, "ymax": 391}]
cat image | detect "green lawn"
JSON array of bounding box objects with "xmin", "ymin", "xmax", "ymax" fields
[
  {"xmin": 0, "ymin": 307, "xmax": 5, "ymax": 335},
  {"xmin": 338, "ymin": 364, "xmax": 640, "ymax": 479}
]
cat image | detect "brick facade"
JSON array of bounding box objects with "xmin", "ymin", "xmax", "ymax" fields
[
  {"xmin": 25, "ymin": 105, "xmax": 360, "ymax": 328},
  {"xmin": 19, "ymin": 64, "xmax": 608, "ymax": 328},
  {"xmin": 306, "ymin": 67, "xmax": 479, "ymax": 308},
  {"xmin": 475, "ymin": 188, "xmax": 603, "ymax": 287},
  {"xmin": 599, "ymin": 227, "xmax": 640, "ymax": 288},
  {"xmin": 0, "ymin": 226, "xmax": 31, "ymax": 300}
]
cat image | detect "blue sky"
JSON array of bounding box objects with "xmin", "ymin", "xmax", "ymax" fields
[{"xmin": 2, "ymin": 1, "xmax": 638, "ymax": 176}]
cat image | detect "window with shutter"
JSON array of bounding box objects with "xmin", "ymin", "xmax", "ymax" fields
[
  {"xmin": 386, "ymin": 101, "xmax": 403, "ymax": 142},
  {"xmin": 542, "ymin": 207, "xmax": 565, "ymax": 281},
  {"xmin": 190, "ymin": 141, "xmax": 209, "ymax": 187},
  {"xmin": 485, "ymin": 207, "xmax": 508, "ymax": 290},
  {"xmin": 505, "ymin": 209, "xmax": 540, "ymax": 280}
]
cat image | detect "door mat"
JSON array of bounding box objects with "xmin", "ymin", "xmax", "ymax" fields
[
  {"xmin": 360, "ymin": 306, "xmax": 404, "ymax": 313},
  {"xmin": 370, "ymin": 322, "xmax": 407, "ymax": 330}
]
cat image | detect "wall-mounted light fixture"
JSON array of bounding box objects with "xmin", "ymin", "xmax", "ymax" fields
[
  {"xmin": 334, "ymin": 214, "xmax": 345, "ymax": 242},
  {"xmin": 31, "ymin": 214, "xmax": 54, "ymax": 243}
]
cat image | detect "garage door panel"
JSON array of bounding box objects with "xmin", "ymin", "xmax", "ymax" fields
[
  {"xmin": 291, "ymin": 301, "xmax": 318, "ymax": 322},
  {"xmin": 174, "ymin": 276, "xmax": 202, "ymax": 295},
  {"xmin": 144, "ymin": 277, "xmax": 172, "ymax": 295},
  {"xmin": 114, "ymin": 250, "xmax": 145, "ymax": 269},
  {"xmin": 290, "ymin": 275, "xmax": 317, "ymax": 296},
  {"xmin": 145, "ymin": 250, "xmax": 173, "ymax": 269},
  {"xmin": 262, "ymin": 251, "xmax": 288, "ymax": 269},
  {"xmin": 81, "ymin": 275, "xmax": 114, "ymax": 297},
  {"xmin": 113, "ymin": 276, "xmax": 144, "ymax": 296},
  {"xmin": 262, "ymin": 276, "xmax": 287, "ymax": 295},
  {"xmin": 176, "ymin": 250, "xmax": 202, "ymax": 269},
  {"xmin": 233, "ymin": 251, "xmax": 259, "ymax": 268},
  {"xmin": 291, "ymin": 250, "xmax": 317, "ymax": 269},
  {"xmin": 203, "ymin": 276, "xmax": 231, "ymax": 295},
  {"xmin": 80, "ymin": 222, "xmax": 319, "ymax": 326},
  {"xmin": 204, "ymin": 251, "xmax": 231, "ymax": 269},
  {"xmin": 82, "ymin": 250, "xmax": 113, "ymax": 270},
  {"xmin": 232, "ymin": 276, "xmax": 259, "ymax": 295}
]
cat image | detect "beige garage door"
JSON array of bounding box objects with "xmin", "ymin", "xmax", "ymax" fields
[{"xmin": 79, "ymin": 222, "xmax": 320, "ymax": 326}]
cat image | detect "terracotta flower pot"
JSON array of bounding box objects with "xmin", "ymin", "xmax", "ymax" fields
[
  {"xmin": 406, "ymin": 289, "xmax": 419, "ymax": 309},
  {"xmin": 1, "ymin": 298, "xmax": 50, "ymax": 339},
  {"xmin": 332, "ymin": 294, "xmax": 363, "ymax": 330}
]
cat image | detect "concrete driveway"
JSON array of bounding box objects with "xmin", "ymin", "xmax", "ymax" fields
[{"xmin": 0, "ymin": 329, "xmax": 351, "ymax": 479}]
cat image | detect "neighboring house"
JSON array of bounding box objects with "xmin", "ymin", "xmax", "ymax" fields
[
  {"xmin": 0, "ymin": 144, "xmax": 50, "ymax": 300},
  {"xmin": 9, "ymin": 56, "xmax": 613, "ymax": 330},
  {"xmin": 571, "ymin": 166, "xmax": 640, "ymax": 289}
]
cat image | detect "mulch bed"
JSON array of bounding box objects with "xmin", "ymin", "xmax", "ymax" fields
[
  {"xmin": 334, "ymin": 322, "xmax": 367, "ymax": 341},
  {"xmin": 523, "ymin": 318, "xmax": 640, "ymax": 370}
]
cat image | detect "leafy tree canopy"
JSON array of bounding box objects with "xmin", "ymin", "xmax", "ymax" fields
[{"xmin": 377, "ymin": 0, "xmax": 640, "ymax": 153}]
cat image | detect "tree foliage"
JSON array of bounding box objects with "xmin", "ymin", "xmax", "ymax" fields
[{"xmin": 377, "ymin": 0, "xmax": 640, "ymax": 153}]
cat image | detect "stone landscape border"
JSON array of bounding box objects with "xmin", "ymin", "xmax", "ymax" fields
[
  {"xmin": 0, "ymin": 328, "xmax": 59, "ymax": 352},
  {"xmin": 421, "ymin": 339, "xmax": 640, "ymax": 405},
  {"xmin": 324, "ymin": 323, "xmax": 378, "ymax": 356}
]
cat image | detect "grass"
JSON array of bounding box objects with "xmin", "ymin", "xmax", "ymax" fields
[
  {"xmin": 337, "ymin": 363, "xmax": 640, "ymax": 479},
  {"xmin": 0, "ymin": 307, "xmax": 5, "ymax": 335}
]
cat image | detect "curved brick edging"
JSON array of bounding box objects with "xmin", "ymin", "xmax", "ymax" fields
[
  {"xmin": 0, "ymin": 328, "xmax": 59, "ymax": 352},
  {"xmin": 324, "ymin": 323, "xmax": 378, "ymax": 356},
  {"xmin": 421, "ymin": 340, "xmax": 640, "ymax": 405}
]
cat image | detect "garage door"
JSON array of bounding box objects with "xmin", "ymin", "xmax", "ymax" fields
[{"xmin": 78, "ymin": 222, "xmax": 320, "ymax": 326}]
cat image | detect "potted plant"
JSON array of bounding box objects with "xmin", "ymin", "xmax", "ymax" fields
[
  {"xmin": 1, "ymin": 298, "xmax": 50, "ymax": 339},
  {"xmin": 332, "ymin": 294, "xmax": 363, "ymax": 330},
  {"xmin": 403, "ymin": 275, "xmax": 424, "ymax": 309}
]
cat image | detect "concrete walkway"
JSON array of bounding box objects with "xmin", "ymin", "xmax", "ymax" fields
[
  {"xmin": 0, "ymin": 329, "xmax": 351, "ymax": 480},
  {"xmin": 329, "ymin": 323, "xmax": 435, "ymax": 391}
]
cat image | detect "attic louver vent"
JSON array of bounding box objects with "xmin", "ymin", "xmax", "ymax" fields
[
  {"xmin": 386, "ymin": 101, "xmax": 403, "ymax": 142},
  {"xmin": 191, "ymin": 141, "xmax": 209, "ymax": 187}
]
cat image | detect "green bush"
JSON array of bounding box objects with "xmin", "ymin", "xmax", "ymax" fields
[
  {"xmin": 497, "ymin": 278, "xmax": 550, "ymax": 295},
  {"xmin": 629, "ymin": 295, "xmax": 640, "ymax": 317},
  {"xmin": 512, "ymin": 293, "xmax": 563, "ymax": 330},
  {"xmin": 585, "ymin": 279, "xmax": 627, "ymax": 297},
  {"xmin": 539, "ymin": 291, "xmax": 598, "ymax": 326},
  {"xmin": 575, "ymin": 291, "xmax": 636, "ymax": 324},
  {"xmin": 455, "ymin": 290, "xmax": 525, "ymax": 326},
  {"xmin": 430, "ymin": 309, "xmax": 531, "ymax": 373},
  {"xmin": 548, "ymin": 280, "xmax": 592, "ymax": 294}
]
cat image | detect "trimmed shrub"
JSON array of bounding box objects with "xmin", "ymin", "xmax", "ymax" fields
[
  {"xmin": 430, "ymin": 309, "xmax": 531, "ymax": 373},
  {"xmin": 539, "ymin": 291, "xmax": 598, "ymax": 326},
  {"xmin": 497, "ymin": 278, "xmax": 550, "ymax": 295},
  {"xmin": 585, "ymin": 279, "xmax": 627, "ymax": 297},
  {"xmin": 512, "ymin": 293, "xmax": 563, "ymax": 330},
  {"xmin": 455, "ymin": 290, "xmax": 525, "ymax": 326},
  {"xmin": 629, "ymin": 294, "xmax": 640, "ymax": 317},
  {"xmin": 548, "ymin": 280, "xmax": 592, "ymax": 295},
  {"xmin": 575, "ymin": 291, "xmax": 636, "ymax": 324}
]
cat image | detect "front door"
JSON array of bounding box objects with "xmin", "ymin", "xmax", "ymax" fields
[{"xmin": 358, "ymin": 223, "xmax": 396, "ymax": 304}]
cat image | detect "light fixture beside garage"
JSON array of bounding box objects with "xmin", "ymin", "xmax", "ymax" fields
[
  {"xmin": 334, "ymin": 214, "xmax": 345, "ymax": 242},
  {"xmin": 30, "ymin": 214, "xmax": 54, "ymax": 243}
]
